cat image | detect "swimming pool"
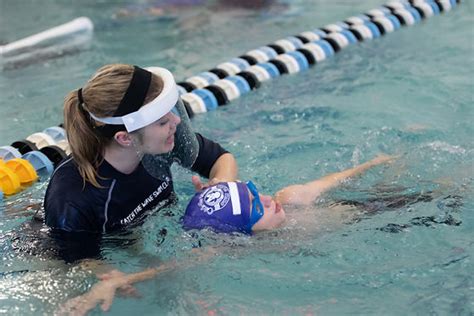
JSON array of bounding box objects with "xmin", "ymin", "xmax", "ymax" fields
[{"xmin": 1, "ymin": 0, "xmax": 473, "ymax": 314}]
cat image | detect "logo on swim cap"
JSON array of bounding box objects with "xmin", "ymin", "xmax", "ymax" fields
[{"xmin": 198, "ymin": 184, "xmax": 231, "ymax": 215}]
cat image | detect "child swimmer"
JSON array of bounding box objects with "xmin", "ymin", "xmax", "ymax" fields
[
  {"xmin": 60, "ymin": 154, "xmax": 393, "ymax": 315},
  {"xmin": 184, "ymin": 154, "xmax": 394, "ymax": 234}
]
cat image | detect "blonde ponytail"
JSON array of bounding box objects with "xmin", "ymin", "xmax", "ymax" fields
[{"xmin": 63, "ymin": 64, "xmax": 163, "ymax": 187}]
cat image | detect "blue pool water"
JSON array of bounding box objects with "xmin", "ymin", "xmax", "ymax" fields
[{"xmin": 0, "ymin": 0, "xmax": 473, "ymax": 314}]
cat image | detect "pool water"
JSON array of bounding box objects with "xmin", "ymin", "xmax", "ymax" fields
[{"xmin": 1, "ymin": 0, "xmax": 473, "ymax": 314}]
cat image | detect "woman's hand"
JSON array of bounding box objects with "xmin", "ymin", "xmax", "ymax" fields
[
  {"xmin": 192, "ymin": 175, "xmax": 222, "ymax": 191},
  {"xmin": 192, "ymin": 153, "xmax": 239, "ymax": 191},
  {"xmin": 58, "ymin": 256, "xmax": 210, "ymax": 315},
  {"xmin": 97, "ymin": 270, "xmax": 140, "ymax": 298},
  {"xmin": 58, "ymin": 274, "xmax": 128, "ymax": 316}
]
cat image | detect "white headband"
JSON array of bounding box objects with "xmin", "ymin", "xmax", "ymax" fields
[{"xmin": 88, "ymin": 67, "xmax": 179, "ymax": 132}]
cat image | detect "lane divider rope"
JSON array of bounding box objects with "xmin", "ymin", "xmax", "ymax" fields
[{"xmin": 176, "ymin": 0, "xmax": 460, "ymax": 117}]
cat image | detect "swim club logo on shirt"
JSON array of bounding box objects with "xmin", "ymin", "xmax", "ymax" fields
[{"xmin": 198, "ymin": 184, "xmax": 230, "ymax": 215}]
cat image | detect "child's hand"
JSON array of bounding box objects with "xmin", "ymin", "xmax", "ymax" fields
[{"xmin": 368, "ymin": 154, "xmax": 398, "ymax": 166}]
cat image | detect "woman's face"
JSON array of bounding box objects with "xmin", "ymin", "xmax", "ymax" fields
[
  {"xmin": 251, "ymin": 193, "xmax": 286, "ymax": 232},
  {"xmin": 135, "ymin": 111, "xmax": 181, "ymax": 154}
]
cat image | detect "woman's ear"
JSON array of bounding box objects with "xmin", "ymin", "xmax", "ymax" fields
[{"xmin": 114, "ymin": 131, "xmax": 133, "ymax": 147}]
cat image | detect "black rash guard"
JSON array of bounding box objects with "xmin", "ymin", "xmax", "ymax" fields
[{"xmin": 44, "ymin": 133, "xmax": 228, "ymax": 234}]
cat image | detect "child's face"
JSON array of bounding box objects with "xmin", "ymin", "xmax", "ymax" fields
[{"xmin": 250, "ymin": 193, "xmax": 286, "ymax": 232}]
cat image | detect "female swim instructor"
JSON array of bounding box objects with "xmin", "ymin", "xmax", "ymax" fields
[{"xmin": 44, "ymin": 64, "xmax": 238, "ymax": 234}]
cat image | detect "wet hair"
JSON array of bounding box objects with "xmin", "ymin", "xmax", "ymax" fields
[{"xmin": 63, "ymin": 64, "xmax": 163, "ymax": 187}]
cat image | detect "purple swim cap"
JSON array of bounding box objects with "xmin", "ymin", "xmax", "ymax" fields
[{"xmin": 183, "ymin": 182, "xmax": 252, "ymax": 234}]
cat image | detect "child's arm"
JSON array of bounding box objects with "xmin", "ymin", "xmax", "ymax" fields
[{"xmin": 275, "ymin": 154, "xmax": 394, "ymax": 206}]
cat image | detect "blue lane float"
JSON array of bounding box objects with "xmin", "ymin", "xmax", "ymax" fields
[
  {"xmin": 249, "ymin": 62, "xmax": 281, "ymax": 80},
  {"xmin": 42, "ymin": 126, "xmax": 67, "ymax": 143},
  {"xmin": 0, "ymin": 146, "xmax": 22, "ymax": 161},
  {"xmin": 22, "ymin": 151, "xmax": 55, "ymax": 179},
  {"xmin": 227, "ymin": 75, "xmax": 251, "ymax": 95}
]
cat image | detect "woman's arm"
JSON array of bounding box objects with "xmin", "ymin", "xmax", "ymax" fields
[
  {"xmin": 209, "ymin": 152, "xmax": 238, "ymax": 181},
  {"xmin": 193, "ymin": 153, "xmax": 238, "ymax": 190},
  {"xmin": 191, "ymin": 134, "xmax": 239, "ymax": 191},
  {"xmin": 59, "ymin": 248, "xmax": 217, "ymax": 315},
  {"xmin": 275, "ymin": 154, "xmax": 394, "ymax": 206},
  {"xmin": 59, "ymin": 263, "xmax": 176, "ymax": 315}
]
